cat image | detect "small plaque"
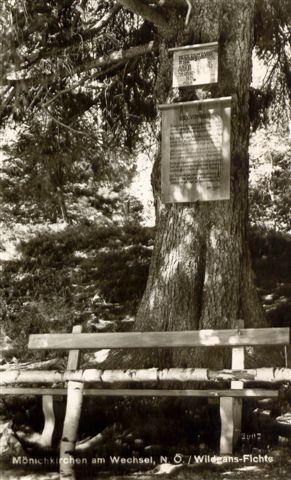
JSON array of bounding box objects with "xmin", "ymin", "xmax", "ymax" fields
[
  {"xmin": 159, "ymin": 97, "xmax": 231, "ymax": 203},
  {"xmin": 170, "ymin": 42, "xmax": 218, "ymax": 88}
]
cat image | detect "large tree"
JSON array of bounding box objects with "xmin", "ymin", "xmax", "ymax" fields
[
  {"xmin": 1, "ymin": 0, "xmax": 290, "ymax": 367},
  {"xmin": 135, "ymin": 0, "xmax": 262, "ymax": 369}
]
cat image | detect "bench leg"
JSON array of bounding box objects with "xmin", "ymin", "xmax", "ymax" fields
[
  {"xmin": 220, "ymin": 323, "xmax": 244, "ymax": 454},
  {"xmin": 39, "ymin": 395, "xmax": 55, "ymax": 447},
  {"xmin": 60, "ymin": 381, "xmax": 84, "ymax": 480},
  {"xmin": 220, "ymin": 397, "xmax": 242, "ymax": 454}
]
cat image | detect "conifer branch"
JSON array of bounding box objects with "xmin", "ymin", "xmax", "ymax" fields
[
  {"xmin": 117, "ymin": 0, "xmax": 172, "ymax": 33},
  {"xmin": 2, "ymin": 41, "xmax": 156, "ymax": 89}
]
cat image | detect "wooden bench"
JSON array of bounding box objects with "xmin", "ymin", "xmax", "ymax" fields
[{"xmin": 1, "ymin": 325, "xmax": 290, "ymax": 479}]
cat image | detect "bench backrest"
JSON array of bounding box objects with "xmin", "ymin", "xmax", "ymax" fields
[{"xmin": 28, "ymin": 327, "xmax": 290, "ymax": 350}]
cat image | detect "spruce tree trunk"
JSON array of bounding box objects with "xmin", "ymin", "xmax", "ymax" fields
[
  {"xmin": 135, "ymin": 0, "xmax": 266, "ymax": 368},
  {"xmin": 56, "ymin": 186, "xmax": 71, "ymax": 224}
]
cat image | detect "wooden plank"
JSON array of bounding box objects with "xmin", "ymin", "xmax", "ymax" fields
[
  {"xmin": 66, "ymin": 325, "xmax": 82, "ymax": 371},
  {"xmin": 220, "ymin": 320, "xmax": 245, "ymax": 455},
  {"xmin": 159, "ymin": 97, "xmax": 232, "ymax": 109},
  {"xmin": 28, "ymin": 327, "xmax": 290, "ymax": 350},
  {"xmin": 169, "ymin": 42, "xmax": 218, "ymax": 52},
  {"xmin": 81, "ymin": 389, "xmax": 279, "ymax": 398},
  {"xmin": 0, "ymin": 388, "xmax": 279, "ymax": 398},
  {"xmin": 1, "ymin": 387, "xmax": 67, "ymax": 395}
]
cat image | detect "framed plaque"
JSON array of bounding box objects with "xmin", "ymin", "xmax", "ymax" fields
[
  {"xmin": 159, "ymin": 97, "xmax": 231, "ymax": 203},
  {"xmin": 169, "ymin": 42, "xmax": 218, "ymax": 88}
]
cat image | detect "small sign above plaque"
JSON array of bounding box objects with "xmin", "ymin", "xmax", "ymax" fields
[
  {"xmin": 159, "ymin": 97, "xmax": 231, "ymax": 203},
  {"xmin": 169, "ymin": 42, "xmax": 218, "ymax": 88}
]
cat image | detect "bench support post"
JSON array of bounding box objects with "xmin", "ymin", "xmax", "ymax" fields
[
  {"xmin": 220, "ymin": 320, "xmax": 244, "ymax": 454},
  {"xmin": 60, "ymin": 380, "xmax": 84, "ymax": 479},
  {"xmin": 220, "ymin": 396, "xmax": 243, "ymax": 454},
  {"xmin": 59, "ymin": 325, "xmax": 83, "ymax": 480},
  {"xmin": 39, "ymin": 395, "xmax": 55, "ymax": 446},
  {"xmin": 38, "ymin": 325, "xmax": 83, "ymax": 448}
]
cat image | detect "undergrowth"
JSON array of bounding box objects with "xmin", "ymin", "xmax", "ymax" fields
[{"xmin": 0, "ymin": 223, "xmax": 154, "ymax": 361}]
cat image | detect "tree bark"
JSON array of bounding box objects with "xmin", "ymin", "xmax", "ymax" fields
[
  {"xmin": 56, "ymin": 186, "xmax": 72, "ymax": 224},
  {"xmin": 135, "ymin": 0, "xmax": 267, "ymax": 368},
  {"xmin": 2, "ymin": 367, "xmax": 291, "ymax": 384}
]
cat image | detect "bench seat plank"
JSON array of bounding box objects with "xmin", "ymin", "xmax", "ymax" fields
[
  {"xmin": 28, "ymin": 328, "xmax": 290, "ymax": 350},
  {"xmin": 1, "ymin": 387, "xmax": 279, "ymax": 397}
]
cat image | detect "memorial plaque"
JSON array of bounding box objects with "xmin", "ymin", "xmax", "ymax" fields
[
  {"xmin": 170, "ymin": 42, "xmax": 218, "ymax": 88},
  {"xmin": 159, "ymin": 97, "xmax": 231, "ymax": 203}
]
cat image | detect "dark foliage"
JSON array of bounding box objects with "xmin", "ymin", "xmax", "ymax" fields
[
  {"xmin": 0, "ymin": 223, "xmax": 154, "ymax": 360},
  {"xmin": 249, "ymin": 227, "xmax": 291, "ymax": 328}
]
